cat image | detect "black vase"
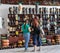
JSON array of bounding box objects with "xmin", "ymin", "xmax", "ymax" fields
[
  {"xmin": 9, "ymin": 7, "xmax": 13, "ymax": 14},
  {"xmin": 13, "ymin": 6, "xmax": 17, "ymax": 14}
]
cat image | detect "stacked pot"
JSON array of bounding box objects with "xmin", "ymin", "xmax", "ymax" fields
[
  {"xmin": 2, "ymin": 39, "xmax": 9, "ymax": 48},
  {"xmin": 55, "ymin": 35, "xmax": 60, "ymax": 44}
]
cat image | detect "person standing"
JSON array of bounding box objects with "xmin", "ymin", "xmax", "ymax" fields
[
  {"xmin": 47, "ymin": 19, "xmax": 50, "ymax": 34},
  {"xmin": 21, "ymin": 19, "xmax": 31, "ymax": 51},
  {"xmin": 39, "ymin": 17, "xmax": 45, "ymax": 36},
  {"xmin": 31, "ymin": 16, "xmax": 43, "ymax": 51}
]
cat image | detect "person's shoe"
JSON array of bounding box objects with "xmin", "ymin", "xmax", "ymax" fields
[
  {"xmin": 24, "ymin": 49, "xmax": 28, "ymax": 52},
  {"xmin": 37, "ymin": 49, "xmax": 40, "ymax": 51},
  {"xmin": 31, "ymin": 49, "xmax": 36, "ymax": 52}
]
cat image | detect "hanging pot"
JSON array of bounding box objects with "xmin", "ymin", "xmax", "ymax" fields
[
  {"xmin": 15, "ymin": 21, "xmax": 18, "ymax": 25},
  {"xmin": 15, "ymin": 14, "xmax": 18, "ymax": 20},
  {"xmin": 9, "ymin": 7, "xmax": 13, "ymax": 14},
  {"xmin": 18, "ymin": 40, "xmax": 23, "ymax": 47},
  {"xmin": 13, "ymin": 27, "xmax": 16, "ymax": 31},
  {"xmin": 18, "ymin": 4, "xmax": 22, "ymax": 14},
  {"xmin": 10, "ymin": 27, "xmax": 13, "ymax": 31}
]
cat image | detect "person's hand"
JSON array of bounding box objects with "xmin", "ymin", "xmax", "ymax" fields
[
  {"xmin": 41, "ymin": 34, "xmax": 43, "ymax": 38},
  {"xmin": 31, "ymin": 28, "xmax": 34, "ymax": 31},
  {"xmin": 28, "ymin": 27, "xmax": 31, "ymax": 32},
  {"xmin": 39, "ymin": 34, "xmax": 43, "ymax": 38}
]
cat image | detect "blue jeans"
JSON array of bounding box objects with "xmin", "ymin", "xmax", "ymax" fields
[
  {"xmin": 23, "ymin": 33, "xmax": 30, "ymax": 49},
  {"xmin": 33, "ymin": 34, "xmax": 42, "ymax": 46}
]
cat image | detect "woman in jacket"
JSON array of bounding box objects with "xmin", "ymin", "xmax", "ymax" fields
[{"xmin": 31, "ymin": 16, "xmax": 43, "ymax": 51}]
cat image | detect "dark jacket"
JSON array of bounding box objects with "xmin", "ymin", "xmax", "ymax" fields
[{"xmin": 32, "ymin": 25, "xmax": 40, "ymax": 35}]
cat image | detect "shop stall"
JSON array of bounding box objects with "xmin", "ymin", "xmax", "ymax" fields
[{"xmin": 0, "ymin": 4, "xmax": 60, "ymax": 49}]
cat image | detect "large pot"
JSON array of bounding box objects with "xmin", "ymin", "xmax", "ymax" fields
[
  {"xmin": 51, "ymin": 39, "xmax": 55, "ymax": 45},
  {"xmin": 55, "ymin": 35, "xmax": 60, "ymax": 43},
  {"xmin": 2, "ymin": 42, "xmax": 9, "ymax": 48},
  {"xmin": 2, "ymin": 40, "xmax": 9, "ymax": 43},
  {"xmin": 2, "ymin": 40, "xmax": 9, "ymax": 47},
  {"xmin": 15, "ymin": 21, "xmax": 18, "ymax": 25},
  {"xmin": 18, "ymin": 40, "xmax": 23, "ymax": 47},
  {"xmin": 18, "ymin": 40, "xmax": 22, "ymax": 44}
]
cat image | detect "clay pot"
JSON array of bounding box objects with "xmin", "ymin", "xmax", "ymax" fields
[
  {"xmin": 18, "ymin": 4, "xmax": 22, "ymax": 14},
  {"xmin": 2, "ymin": 42, "xmax": 9, "ymax": 48},
  {"xmin": 15, "ymin": 21, "xmax": 18, "ymax": 25},
  {"xmin": 15, "ymin": 14, "xmax": 18, "ymax": 20},
  {"xmin": 2, "ymin": 40, "xmax": 9, "ymax": 43},
  {"xmin": 55, "ymin": 35, "xmax": 60, "ymax": 43},
  {"xmin": 18, "ymin": 44, "xmax": 23, "ymax": 47},
  {"xmin": 15, "ymin": 31, "xmax": 19, "ymax": 35},
  {"xmin": 42, "ymin": 38, "xmax": 46, "ymax": 43},
  {"xmin": 10, "ymin": 27, "xmax": 13, "ymax": 31},
  {"xmin": 51, "ymin": 39, "xmax": 55, "ymax": 44},
  {"xmin": 2, "ymin": 40, "xmax": 9, "ymax": 47},
  {"xmin": 18, "ymin": 40, "xmax": 23, "ymax": 47},
  {"xmin": 13, "ymin": 27, "xmax": 16, "ymax": 31},
  {"xmin": 13, "ymin": 44, "xmax": 17, "ymax": 48},
  {"xmin": 3, "ymin": 43, "xmax": 9, "ymax": 46},
  {"xmin": 9, "ymin": 7, "xmax": 13, "ymax": 14},
  {"xmin": 29, "ymin": 39, "xmax": 33, "ymax": 44},
  {"xmin": 18, "ymin": 41, "xmax": 22, "ymax": 44},
  {"xmin": 22, "ymin": 40, "xmax": 25, "ymax": 43}
]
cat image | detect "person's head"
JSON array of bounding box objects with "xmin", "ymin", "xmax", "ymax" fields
[
  {"xmin": 33, "ymin": 17, "xmax": 39, "ymax": 27},
  {"xmin": 24, "ymin": 19, "xmax": 29, "ymax": 29},
  {"xmin": 36, "ymin": 16, "xmax": 39, "ymax": 20},
  {"xmin": 24, "ymin": 19, "xmax": 29, "ymax": 24}
]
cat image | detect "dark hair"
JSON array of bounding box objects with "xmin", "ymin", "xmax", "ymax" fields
[
  {"xmin": 24, "ymin": 19, "xmax": 29, "ymax": 29},
  {"xmin": 33, "ymin": 18, "xmax": 39, "ymax": 27}
]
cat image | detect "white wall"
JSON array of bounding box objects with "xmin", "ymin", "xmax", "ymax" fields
[
  {"xmin": 0, "ymin": 4, "xmax": 35, "ymax": 34},
  {"xmin": 0, "ymin": 4, "xmax": 18, "ymax": 34}
]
